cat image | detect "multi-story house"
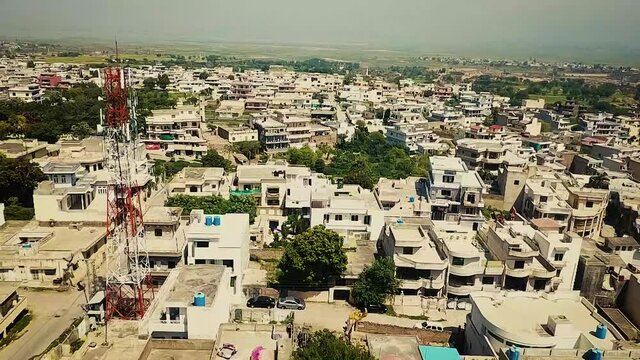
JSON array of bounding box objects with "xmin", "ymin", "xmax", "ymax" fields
[
  {"xmin": 580, "ymin": 113, "xmax": 621, "ymax": 137},
  {"xmin": 386, "ymin": 123, "xmax": 439, "ymax": 153},
  {"xmin": 310, "ymin": 183, "xmax": 385, "ymax": 241},
  {"xmin": 185, "ymin": 211, "xmax": 250, "ymax": 297},
  {"xmin": 482, "ymin": 222, "xmax": 558, "ymax": 292},
  {"xmin": 521, "ymin": 177, "xmax": 573, "ymax": 227},
  {"xmin": 253, "ymin": 118, "xmax": 290, "ymax": 153},
  {"xmin": 168, "ymin": 167, "xmax": 228, "ymax": 197},
  {"xmin": 8, "ymin": 83, "xmax": 43, "ymax": 103},
  {"xmin": 426, "ymin": 156, "xmax": 485, "ymax": 230},
  {"xmin": 565, "ymin": 186, "xmax": 608, "ymax": 239},
  {"xmin": 379, "ymin": 220, "xmax": 448, "ymax": 297},
  {"xmin": 142, "ymin": 206, "xmax": 187, "ymax": 285},
  {"xmin": 429, "ymin": 224, "xmax": 504, "ymax": 297},
  {"xmin": 455, "ymin": 138, "xmax": 525, "ymax": 172},
  {"xmin": 144, "ymin": 105, "xmax": 207, "ymax": 160}
]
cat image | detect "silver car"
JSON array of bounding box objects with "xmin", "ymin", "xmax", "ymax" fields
[{"xmin": 277, "ymin": 296, "xmax": 305, "ymax": 310}]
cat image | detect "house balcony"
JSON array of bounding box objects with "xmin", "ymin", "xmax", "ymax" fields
[
  {"xmin": 483, "ymin": 261, "xmax": 505, "ymax": 275},
  {"xmin": 449, "ymin": 263, "xmax": 484, "ymax": 277},
  {"xmin": 400, "ymin": 277, "xmax": 445, "ymax": 290},
  {"xmin": 149, "ymin": 318, "xmax": 187, "ymax": 333},
  {"xmin": 550, "ymin": 260, "xmax": 567, "ymax": 268},
  {"xmin": 533, "ymin": 267, "xmax": 556, "ymax": 279},
  {"xmin": 447, "ymin": 283, "xmax": 482, "ymax": 296},
  {"xmin": 504, "ymin": 266, "xmax": 533, "ymax": 278}
]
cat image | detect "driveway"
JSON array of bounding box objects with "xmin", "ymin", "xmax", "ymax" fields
[{"xmin": 0, "ymin": 288, "xmax": 86, "ymax": 360}]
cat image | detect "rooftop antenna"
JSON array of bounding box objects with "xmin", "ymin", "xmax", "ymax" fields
[{"xmin": 115, "ymin": 39, "xmax": 119, "ymax": 63}]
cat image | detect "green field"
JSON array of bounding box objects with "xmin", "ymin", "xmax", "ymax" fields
[
  {"xmin": 44, "ymin": 53, "xmax": 170, "ymax": 64},
  {"xmin": 528, "ymin": 94, "xmax": 567, "ymax": 104}
]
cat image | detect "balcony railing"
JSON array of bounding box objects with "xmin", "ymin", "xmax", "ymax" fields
[{"xmin": 230, "ymin": 188, "xmax": 261, "ymax": 196}]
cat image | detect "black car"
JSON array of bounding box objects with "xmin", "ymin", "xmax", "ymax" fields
[
  {"xmin": 362, "ymin": 303, "xmax": 387, "ymax": 314},
  {"xmin": 247, "ymin": 296, "xmax": 276, "ymax": 308}
]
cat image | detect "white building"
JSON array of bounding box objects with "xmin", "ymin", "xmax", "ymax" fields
[
  {"xmin": 168, "ymin": 167, "xmax": 228, "ymax": 197},
  {"xmin": 185, "ymin": 210, "xmax": 250, "ymax": 297},
  {"xmin": 379, "ymin": 220, "xmax": 448, "ymax": 297},
  {"xmin": 141, "ymin": 265, "xmax": 232, "ymax": 340},
  {"xmin": 465, "ymin": 292, "xmax": 618, "ymax": 355},
  {"xmin": 386, "ymin": 123, "xmax": 439, "ymax": 153},
  {"xmin": 8, "ymin": 83, "xmax": 43, "ymax": 102},
  {"xmin": 144, "ymin": 105, "xmax": 207, "ymax": 160},
  {"xmin": 427, "ymin": 156, "xmax": 485, "ymax": 230}
]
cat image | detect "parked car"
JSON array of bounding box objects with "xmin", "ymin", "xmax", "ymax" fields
[
  {"xmin": 277, "ymin": 296, "xmax": 306, "ymax": 310},
  {"xmin": 361, "ymin": 304, "xmax": 388, "ymax": 314},
  {"xmin": 246, "ymin": 296, "xmax": 276, "ymax": 308},
  {"xmin": 414, "ymin": 321, "xmax": 444, "ymax": 332}
]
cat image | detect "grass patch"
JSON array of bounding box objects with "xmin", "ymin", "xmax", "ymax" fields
[
  {"xmin": 44, "ymin": 55, "xmax": 107, "ymax": 64},
  {"xmin": 529, "ymin": 94, "xmax": 567, "ymax": 104},
  {"xmin": 386, "ymin": 305, "xmax": 430, "ymax": 321},
  {"xmin": 0, "ymin": 311, "xmax": 32, "ymax": 348}
]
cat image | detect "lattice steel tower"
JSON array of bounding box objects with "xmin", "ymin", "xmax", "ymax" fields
[{"xmin": 102, "ymin": 66, "xmax": 153, "ymax": 320}]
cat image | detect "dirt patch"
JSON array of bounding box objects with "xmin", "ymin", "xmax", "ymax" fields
[
  {"xmin": 357, "ymin": 321, "xmax": 451, "ymax": 345},
  {"xmin": 250, "ymin": 248, "xmax": 284, "ymax": 261}
]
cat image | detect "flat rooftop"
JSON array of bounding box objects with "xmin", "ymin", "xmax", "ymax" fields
[
  {"xmin": 144, "ymin": 206, "xmax": 182, "ymax": 225},
  {"xmin": 366, "ymin": 334, "xmax": 421, "ymax": 360},
  {"xmin": 166, "ymin": 265, "xmax": 225, "ymax": 306},
  {"xmin": 471, "ymin": 292, "xmax": 616, "ymax": 349},
  {"xmin": 430, "ymin": 156, "xmax": 466, "ymax": 172}
]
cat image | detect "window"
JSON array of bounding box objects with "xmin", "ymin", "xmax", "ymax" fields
[
  {"xmin": 323, "ymin": 214, "xmax": 330, "ymax": 222},
  {"xmin": 223, "ymin": 259, "xmax": 234, "ymax": 270},
  {"xmin": 533, "ymin": 279, "xmax": 547, "ymax": 290},
  {"xmin": 364, "ymin": 215, "xmax": 371, "ymax": 225},
  {"xmin": 335, "ymin": 215, "xmax": 343, "ymax": 221},
  {"xmin": 465, "ymin": 208, "xmax": 476, "ymax": 215},
  {"xmin": 195, "ymin": 259, "xmax": 206, "ymax": 264},
  {"xmin": 31, "ymin": 270, "xmax": 40, "ymax": 280},
  {"xmin": 514, "ymin": 180, "xmax": 520, "ymax": 185},
  {"xmin": 514, "ymin": 260, "xmax": 525, "ymax": 269},
  {"xmin": 168, "ymin": 261, "xmax": 176, "ymax": 269},
  {"xmin": 155, "ymin": 228, "xmax": 163, "ymax": 237},
  {"xmin": 540, "ymin": 196, "xmax": 548, "ymax": 203},
  {"xmin": 556, "ymin": 269, "xmax": 562, "ymax": 277},
  {"xmin": 351, "ymin": 215, "xmax": 359, "ymax": 221},
  {"xmin": 442, "ymin": 175, "xmax": 454, "ymax": 183},
  {"xmin": 189, "ymin": 186, "xmax": 198, "ymax": 193},
  {"xmin": 554, "ymin": 253, "xmax": 564, "ymax": 261},
  {"xmin": 472, "ymin": 222, "xmax": 479, "ymax": 231},
  {"xmin": 230, "ymin": 276, "xmax": 236, "ymax": 288},
  {"xmin": 451, "ymin": 257, "xmax": 465, "ymax": 266},
  {"xmin": 441, "ymin": 190, "xmax": 451, "ymax": 197},
  {"xmin": 402, "ymin": 247, "xmax": 413, "ymax": 255},
  {"xmin": 467, "ymin": 194, "xmax": 476, "ymax": 204},
  {"xmin": 586, "ymin": 201, "xmax": 594, "ymax": 208},
  {"xmin": 196, "ymin": 241, "xmax": 209, "ymax": 248},
  {"xmin": 44, "ymin": 269, "xmax": 56, "ymax": 276},
  {"xmin": 482, "ymin": 277, "xmax": 494, "ymax": 285}
]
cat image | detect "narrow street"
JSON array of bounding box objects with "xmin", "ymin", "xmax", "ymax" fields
[{"xmin": 0, "ymin": 289, "xmax": 86, "ymax": 360}]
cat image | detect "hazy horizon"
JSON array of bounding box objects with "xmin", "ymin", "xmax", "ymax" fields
[{"xmin": 1, "ymin": 0, "xmax": 639, "ymax": 63}]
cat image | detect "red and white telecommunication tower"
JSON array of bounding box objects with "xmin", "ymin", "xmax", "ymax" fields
[{"xmin": 102, "ymin": 65, "xmax": 153, "ymax": 320}]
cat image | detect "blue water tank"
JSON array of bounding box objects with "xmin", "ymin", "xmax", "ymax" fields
[
  {"xmin": 409, "ymin": 196, "xmax": 415, "ymax": 203},
  {"xmin": 595, "ymin": 324, "xmax": 607, "ymax": 339},
  {"xmin": 507, "ymin": 346, "xmax": 520, "ymax": 360},
  {"xmin": 193, "ymin": 292, "xmax": 206, "ymax": 307},
  {"xmin": 396, "ymin": 218, "xmax": 404, "ymax": 224},
  {"xmin": 589, "ymin": 348, "xmax": 603, "ymax": 360},
  {"xmin": 204, "ymin": 216, "xmax": 213, "ymax": 226},
  {"xmin": 213, "ymin": 216, "xmax": 221, "ymax": 226}
]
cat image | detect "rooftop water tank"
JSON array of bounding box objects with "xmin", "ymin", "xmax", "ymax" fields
[
  {"xmin": 396, "ymin": 218, "xmax": 404, "ymax": 224},
  {"xmin": 589, "ymin": 348, "xmax": 603, "ymax": 360},
  {"xmin": 204, "ymin": 216, "xmax": 213, "ymax": 226},
  {"xmin": 213, "ymin": 216, "xmax": 221, "ymax": 226},
  {"xmin": 193, "ymin": 292, "xmax": 206, "ymax": 307},
  {"xmin": 409, "ymin": 196, "xmax": 415, "ymax": 203},
  {"xmin": 507, "ymin": 346, "xmax": 520, "ymax": 360},
  {"xmin": 595, "ymin": 324, "xmax": 607, "ymax": 339}
]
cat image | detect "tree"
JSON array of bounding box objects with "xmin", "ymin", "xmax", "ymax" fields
[
  {"xmin": 201, "ymin": 149, "xmax": 232, "ymax": 170},
  {"xmin": 292, "ymin": 330, "xmax": 375, "ymax": 360},
  {"xmin": 0, "ymin": 156, "xmax": 47, "ymax": 207},
  {"xmin": 278, "ymin": 226, "xmax": 347, "ymax": 286},
  {"xmin": 233, "ymin": 141, "xmax": 262, "ymax": 159},
  {"xmin": 343, "ymin": 155, "xmax": 374, "ymax": 189},
  {"xmin": 143, "ymin": 77, "xmax": 157, "ymax": 90},
  {"xmin": 287, "ymin": 145, "xmax": 318, "ymax": 168},
  {"xmin": 26, "ymin": 60, "xmax": 35, "ymax": 68},
  {"xmin": 71, "ymin": 121, "xmax": 95, "ymax": 139},
  {"xmin": 352, "ymin": 257, "xmax": 399, "ymax": 307},
  {"xmin": 540, "ymin": 121, "xmax": 552, "ymax": 133},
  {"xmin": 198, "ymin": 71, "xmax": 209, "ymax": 80},
  {"xmin": 156, "ymin": 74, "xmax": 170, "ymax": 90},
  {"xmin": 586, "ymin": 172, "xmax": 609, "ymax": 189},
  {"xmin": 165, "ymin": 194, "xmax": 257, "ymax": 223},
  {"xmin": 185, "ymin": 96, "xmax": 199, "ymax": 105}
]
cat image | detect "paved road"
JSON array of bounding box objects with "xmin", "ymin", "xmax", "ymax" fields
[{"xmin": 0, "ymin": 288, "xmax": 86, "ymax": 360}]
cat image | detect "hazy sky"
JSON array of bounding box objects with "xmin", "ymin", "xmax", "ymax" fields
[{"xmin": 1, "ymin": 0, "xmax": 638, "ymax": 55}]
